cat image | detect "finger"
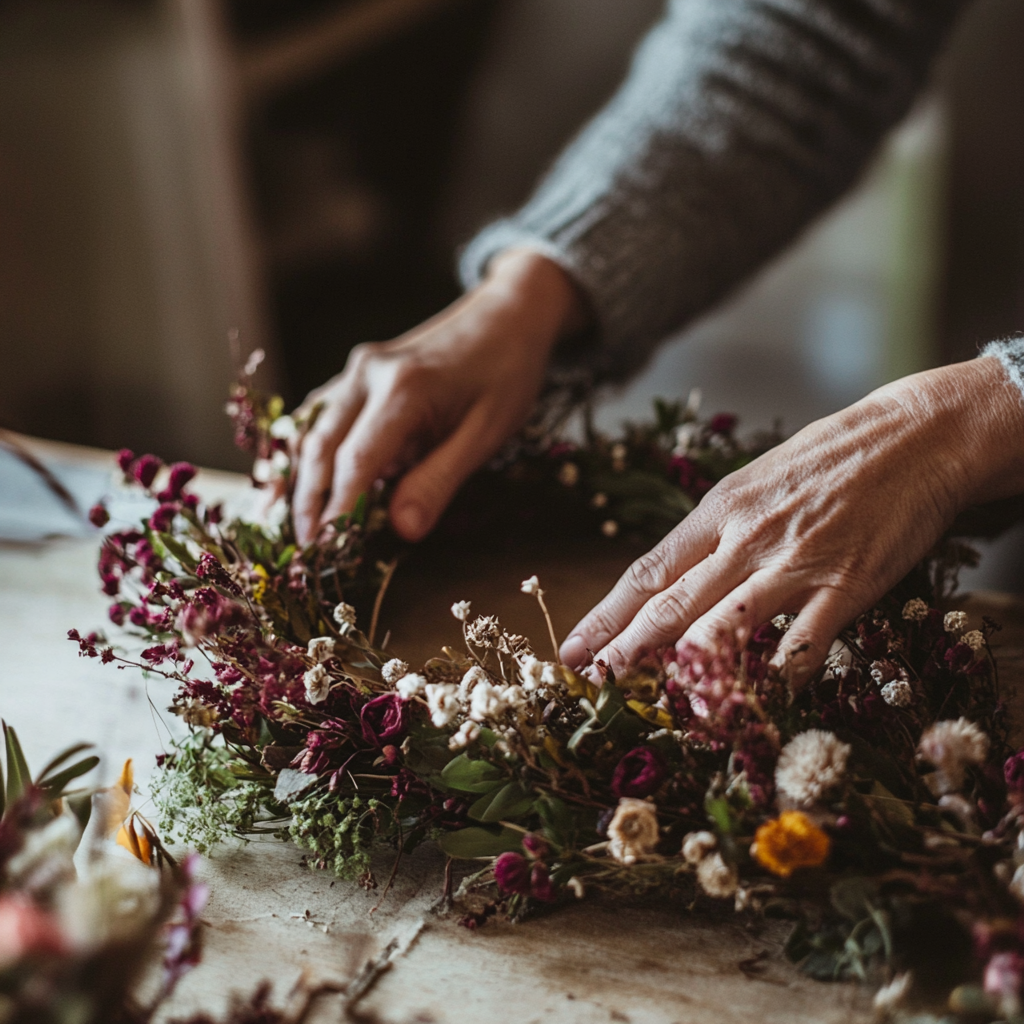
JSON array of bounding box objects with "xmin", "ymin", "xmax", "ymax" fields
[
  {"xmin": 293, "ymin": 384, "xmax": 365, "ymax": 543},
  {"xmin": 593, "ymin": 547, "xmax": 748, "ymax": 674},
  {"xmin": 681, "ymin": 569, "xmax": 789, "ymax": 653},
  {"xmin": 320, "ymin": 391, "xmax": 422, "ymax": 526},
  {"xmin": 770, "ymin": 586, "xmax": 860, "ymax": 692},
  {"xmin": 560, "ymin": 515, "xmax": 720, "ymax": 668},
  {"xmin": 388, "ymin": 399, "xmax": 510, "ymax": 541}
]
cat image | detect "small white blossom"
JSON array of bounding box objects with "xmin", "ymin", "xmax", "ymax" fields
[
  {"xmin": 448, "ymin": 720, "xmax": 480, "ymax": 750},
  {"xmin": 696, "ymin": 852, "xmax": 738, "ymax": 899},
  {"xmin": 303, "ymin": 664, "xmax": 330, "ymax": 705},
  {"xmin": 944, "ymin": 610, "xmax": 969, "ymax": 634},
  {"xmin": 775, "ymin": 730, "xmax": 851, "ymax": 807},
  {"xmin": 963, "ymin": 629, "xmax": 985, "ymax": 651},
  {"xmin": 307, "ymin": 636, "xmax": 336, "ymax": 663},
  {"xmin": 558, "ymin": 462, "xmax": 580, "ymax": 487},
  {"xmin": 682, "ymin": 830, "xmax": 717, "ymax": 865},
  {"xmin": 873, "ymin": 972, "xmax": 913, "ymax": 1015},
  {"xmin": 673, "ymin": 423, "xmax": 699, "ymax": 455},
  {"xmin": 902, "ymin": 598, "xmax": 929, "ymax": 622},
  {"xmin": 251, "ymin": 459, "xmax": 274, "ymax": 484},
  {"xmin": 381, "ymin": 658, "xmax": 409, "ymax": 685},
  {"xmin": 451, "ymin": 600, "xmax": 471, "ymax": 622},
  {"xmin": 518, "ymin": 655, "xmax": 545, "ymax": 691},
  {"xmin": 591, "ymin": 492, "xmax": 608, "ymax": 509},
  {"xmin": 333, "ymin": 603, "xmax": 357, "ymax": 632},
  {"xmin": 520, "ymin": 575, "xmax": 541, "ymax": 595},
  {"xmin": 501, "ymin": 684, "xmax": 529, "ymax": 711},
  {"xmin": 601, "ymin": 519, "xmax": 619, "ymax": 538},
  {"xmin": 269, "ymin": 415, "xmax": 298, "ymax": 440},
  {"xmin": 607, "ymin": 798, "xmax": 660, "ymax": 865},
  {"xmin": 459, "ymin": 666, "xmax": 489, "ymax": 698},
  {"xmin": 918, "ymin": 718, "xmax": 989, "ymax": 795},
  {"xmin": 469, "ymin": 680, "xmax": 508, "ymax": 723},
  {"xmin": 881, "ymin": 680, "xmax": 913, "ymax": 707},
  {"xmin": 466, "ymin": 615, "xmax": 501, "ymax": 648},
  {"xmin": 870, "ymin": 661, "xmax": 888, "ymax": 685},
  {"xmin": 271, "ymin": 449, "xmax": 290, "ymax": 475},
  {"xmin": 425, "ymin": 683, "xmax": 460, "ymax": 728},
  {"xmin": 541, "ymin": 663, "xmax": 562, "ymax": 687},
  {"xmin": 771, "ymin": 614, "xmax": 794, "ymax": 632},
  {"xmin": 396, "ymin": 673, "xmax": 427, "ymax": 700}
]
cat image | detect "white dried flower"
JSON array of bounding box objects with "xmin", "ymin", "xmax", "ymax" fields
[
  {"xmin": 269, "ymin": 415, "xmax": 298, "ymax": 440},
  {"xmin": 541, "ymin": 663, "xmax": 562, "ymax": 687},
  {"xmin": 567, "ymin": 877, "xmax": 585, "ymax": 899},
  {"xmin": 333, "ymin": 602, "xmax": 357, "ymax": 631},
  {"xmin": 902, "ymin": 598, "xmax": 929, "ymax": 622},
  {"xmin": 466, "ymin": 615, "xmax": 501, "ymax": 648},
  {"xmin": 451, "ymin": 600, "xmax": 471, "ymax": 622},
  {"xmin": 303, "ymin": 664, "xmax": 330, "ymax": 705},
  {"xmin": 459, "ymin": 665, "xmax": 488, "ymax": 698},
  {"xmin": 963, "ymin": 629, "xmax": 985, "ymax": 651},
  {"xmin": 396, "ymin": 673, "xmax": 427, "ymax": 700},
  {"xmin": 591, "ymin": 492, "xmax": 608, "ymax": 509},
  {"xmin": 673, "ymin": 423, "xmax": 699, "ymax": 455},
  {"xmin": 558, "ymin": 462, "xmax": 580, "ymax": 487},
  {"xmin": 520, "ymin": 575, "xmax": 540, "ymax": 595},
  {"xmin": 381, "ymin": 658, "xmax": 409, "ymax": 685},
  {"xmin": 881, "ymin": 680, "xmax": 913, "ymax": 708},
  {"xmin": 870, "ymin": 661, "xmax": 888, "ymax": 685},
  {"xmin": 873, "ymin": 972, "xmax": 913, "ymax": 1015},
  {"xmin": 601, "ymin": 520, "xmax": 619, "ymax": 538},
  {"xmin": 607, "ymin": 798, "xmax": 660, "ymax": 865},
  {"xmin": 251, "ymin": 459, "xmax": 274, "ymax": 484},
  {"xmin": 425, "ymin": 683, "xmax": 460, "ymax": 728},
  {"xmin": 775, "ymin": 730, "xmax": 851, "ymax": 807},
  {"xmin": 469, "ymin": 680, "xmax": 508, "ymax": 723},
  {"xmin": 448, "ymin": 720, "xmax": 481, "ymax": 750},
  {"xmin": 518, "ymin": 655, "xmax": 545, "ymax": 691},
  {"xmin": 307, "ymin": 636, "xmax": 336, "ymax": 663},
  {"xmin": 944, "ymin": 610, "xmax": 968, "ymax": 634},
  {"xmin": 771, "ymin": 614, "xmax": 794, "ymax": 631},
  {"xmin": 696, "ymin": 852, "xmax": 738, "ymax": 899},
  {"xmin": 918, "ymin": 718, "xmax": 989, "ymax": 795},
  {"xmin": 682, "ymin": 830, "xmax": 717, "ymax": 865},
  {"xmin": 271, "ymin": 449, "xmax": 290, "ymax": 475}
]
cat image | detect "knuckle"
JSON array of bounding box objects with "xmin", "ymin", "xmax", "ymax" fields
[
  {"xmin": 345, "ymin": 342, "xmax": 379, "ymax": 373},
  {"xmin": 625, "ymin": 548, "xmax": 672, "ymax": 595},
  {"xmin": 644, "ymin": 586, "xmax": 697, "ymax": 632}
]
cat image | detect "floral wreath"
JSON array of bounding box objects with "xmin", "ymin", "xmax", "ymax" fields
[{"xmin": 74, "ymin": 353, "xmax": 1024, "ymax": 1023}]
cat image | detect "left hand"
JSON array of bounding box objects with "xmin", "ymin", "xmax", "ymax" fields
[{"xmin": 559, "ymin": 357, "xmax": 1024, "ymax": 687}]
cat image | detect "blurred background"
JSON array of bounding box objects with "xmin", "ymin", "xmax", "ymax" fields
[{"xmin": 0, "ymin": 0, "xmax": 1021, "ymax": 587}]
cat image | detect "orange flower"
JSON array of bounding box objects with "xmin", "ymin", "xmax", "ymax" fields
[{"xmin": 753, "ymin": 811, "xmax": 830, "ymax": 877}]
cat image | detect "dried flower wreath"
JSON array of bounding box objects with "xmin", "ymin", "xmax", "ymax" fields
[{"xmin": 75, "ymin": 357, "xmax": 1024, "ymax": 1022}]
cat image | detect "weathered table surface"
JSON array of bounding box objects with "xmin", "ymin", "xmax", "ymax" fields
[{"xmin": 3, "ymin": 438, "xmax": 1021, "ymax": 1024}]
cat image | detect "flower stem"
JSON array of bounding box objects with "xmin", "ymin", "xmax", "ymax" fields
[{"xmin": 536, "ymin": 589, "xmax": 561, "ymax": 664}]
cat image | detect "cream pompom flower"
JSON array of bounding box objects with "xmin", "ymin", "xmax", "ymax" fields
[
  {"xmin": 607, "ymin": 798, "xmax": 660, "ymax": 865},
  {"xmin": 775, "ymin": 730, "xmax": 851, "ymax": 807},
  {"xmin": 918, "ymin": 718, "xmax": 988, "ymax": 795}
]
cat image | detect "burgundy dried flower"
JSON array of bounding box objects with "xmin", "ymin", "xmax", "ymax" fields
[
  {"xmin": 88, "ymin": 503, "xmax": 109, "ymax": 528},
  {"xmin": 360, "ymin": 694, "xmax": 407, "ymax": 747},
  {"xmin": 611, "ymin": 747, "xmax": 666, "ymax": 799},
  {"xmin": 671, "ymin": 455, "xmax": 697, "ymax": 489},
  {"xmin": 709, "ymin": 412, "xmax": 737, "ymax": 435},
  {"xmin": 101, "ymin": 572, "xmax": 120, "ymax": 597},
  {"xmin": 133, "ymin": 453, "xmax": 162, "ymax": 489},
  {"xmin": 522, "ymin": 833, "xmax": 549, "ymax": 859},
  {"xmin": 158, "ymin": 462, "xmax": 197, "ymax": 502},
  {"xmin": 116, "ymin": 448, "xmax": 136, "ymax": 474},
  {"xmin": 108, "ymin": 603, "xmax": 126, "ymax": 626},
  {"xmin": 494, "ymin": 852, "xmax": 531, "ymax": 895},
  {"xmin": 1005, "ymin": 750, "xmax": 1024, "ymax": 791},
  {"xmin": 149, "ymin": 503, "xmax": 178, "ymax": 533},
  {"xmin": 530, "ymin": 863, "xmax": 556, "ymax": 902}
]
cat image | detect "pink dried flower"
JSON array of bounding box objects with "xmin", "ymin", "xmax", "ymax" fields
[
  {"xmin": 149, "ymin": 503, "xmax": 178, "ymax": 533},
  {"xmin": 88, "ymin": 503, "xmax": 109, "ymax": 528},
  {"xmin": 494, "ymin": 852, "xmax": 531, "ymax": 895},
  {"xmin": 158, "ymin": 462, "xmax": 197, "ymax": 502},
  {"xmin": 611, "ymin": 747, "xmax": 666, "ymax": 799},
  {"xmin": 360, "ymin": 694, "xmax": 407, "ymax": 747},
  {"xmin": 709, "ymin": 413, "xmax": 737, "ymax": 435},
  {"xmin": 133, "ymin": 453, "xmax": 162, "ymax": 489},
  {"xmin": 116, "ymin": 448, "xmax": 135, "ymax": 473}
]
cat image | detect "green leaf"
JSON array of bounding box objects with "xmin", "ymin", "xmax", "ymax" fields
[
  {"xmin": 275, "ymin": 544, "xmax": 297, "ymax": 570},
  {"xmin": 39, "ymin": 756, "xmax": 100, "ymax": 797},
  {"xmin": 35, "ymin": 743, "xmax": 94, "ymax": 785},
  {"xmin": 437, "ymin": 825, "xmax": 525, "ymax": 859},
  {"xmin": 158, "ymin": 533, "xmax": 198, "ymax": 572},
  {"xmin": 440, "ymin": 753, "xmax": 504, "ymax": 794},
  {"xmin": 352, "ymin": 493, "xmax": 367, "ymax": 527},
  {"xmin": 4, "ymin": 722, "xmax": 31, "ymax": 808},
  {"xmin": 467, "ymin": 782, "xmax": 535, "ymax": 824}
]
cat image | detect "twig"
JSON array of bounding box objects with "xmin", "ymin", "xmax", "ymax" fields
[
  {"xmin": 368, "ymin": 558, "xmax": 398, "ymax": 647},
  {"xmin": 0, "ymin": 429, "xmax": 84, "ymax": 522}
]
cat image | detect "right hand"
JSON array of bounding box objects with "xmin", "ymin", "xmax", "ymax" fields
[{"xmin": 291, "ymin": 248, "xmax": 585, "ymax": 544}]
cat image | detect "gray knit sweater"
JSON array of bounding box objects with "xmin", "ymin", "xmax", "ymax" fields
[{"xmin": 460, "ymin": 0, "xmax": 1024, "ymax": 391}]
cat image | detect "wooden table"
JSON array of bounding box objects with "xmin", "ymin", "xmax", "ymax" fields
[{"xmin": 3, "ymin": 438, "xmax": 1021, "ymax": 1023}]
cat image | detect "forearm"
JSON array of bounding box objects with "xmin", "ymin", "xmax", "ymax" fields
[{"xmin": 462, "ymin": 0, "xmax": 969, "ymax": 381}]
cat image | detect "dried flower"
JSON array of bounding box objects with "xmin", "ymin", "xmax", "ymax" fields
[
  {"xmin": 753, "ymin": 811, "xmax": 830, "ymax": 877},
  {"xmin": 494, "ymin": 852, "xmax": 531, "ymax": 895},
  {"xmin": 963, "ymin": 629, "xmax": 985, "ymax": 651},
  {"xmin": 873, "ymin": 972, "xmax": 912, "ymax": 1014},
  {"xmin": 425, "ymin": 683, "xmax": 460, "ymax": 728},
  {"xmin": 918, "ymin": 718, "xmax": 989, "ymax": 795},
  {"xmin": 1005, "ymin": 749, "xmax": 1024, "ymax": 791},
  {"xmin": 269, "ymin": 415, "xmax": 297, "ymax": 440},
  {"xmin": 944, "ymin": 611, "xmax": 968, "ymax": 634},
  {"xmin": 902, "ymin": 598, "xmax": 929, "ymax": 622},
  {"xmin": 880, "ymin": 680, "xmax": 912, "ymax": 707},
  {"xmin": 158, "ymin": 462, "xmax": 197, "ymax": 502},
  {"xmin": 132, "ymin": 454, "xmax": 162, "ymax": 489},
  {"xmin": 520, "ymin": 575, "xmax": 540, "ymax": 596},
  {"xmin": 303, "ymin": 665, "xmax": 330, "ymax": 705},
  {"xmin": 396, "ymin": 673, "xmax": 427, "ymax": 700},
  {"xmin": 469, "ymin": 680, "xmax": 508, "ymax": 723},
  {"xmin": 774, "ymin": 730, "xmax": 850, "ymax": 807},
  {"xmin": 601, "ymin": 520, "xmax": 619, "ymax": 538},
  {"xmin": 681, "ymin": 830, "xmax": 717, "ymax": 865},
  {"xmin": 709, "ymin": 412, "xmax": 737, "ymax": 435},
  {"xmin": 459, "ymin": 666, "xmax": 488, "ymax": 697},
  {"xmin": 985, "ymin": 952, "xmax": 1024, "ymax": 1019},
  {"xmin": 451, "ymin": 600, "xmax": 471, "ymax": 622},
  {"xmin": 558, "ymin": 462, "xmax": 580, "ymax": 487},
  {"xmin": 448, "ymin": 720, "xmax": 480, "ymax": 750},
  {"xmin": 307, "ymin": 637, "xmax": 335, "ymax": 663},
  {"xmin": 333, "ymin": 603, "xmax": 357, "ymax": 631},
  {"xmin": 611, "ymin": 747, "xmax": 666, "ymax": 799},
  {"xmin": 696, "ymin": 852, "xmax": 738, "ymax": 899},
  {"xmin": 360, "ymin": 694, "xmax": 407, "ymax": 747},
  {"xmin": 518, "ymin": 655, "xmax": 546, "ymax": 691},
  {"xmin": 381, "ymin": 658, "xmax": 409, "ymax": 685},
  {"xmin": 607, "ymin": 798, "xmax": 660, "ymax": 865},
  {"xmin": 88, "ymin": 504, "xmax": 109, "ymax": 528},
  {"xmin": 466, "ymin": 615, "xmax": 501, "ymax": 648}
]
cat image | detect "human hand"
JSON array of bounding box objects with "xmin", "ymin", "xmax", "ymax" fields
[
  {"xmin": 560, "ymin": 357, "xmax": 1024, "ymax": 687},
  {"xmin": 291, "ymin": 249, "xmax": 584, "ymax": 544}
]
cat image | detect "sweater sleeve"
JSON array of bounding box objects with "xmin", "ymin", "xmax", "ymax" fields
[{"xmin": 459, "ymin": 0, "xmax": 968, "ymax": 382}]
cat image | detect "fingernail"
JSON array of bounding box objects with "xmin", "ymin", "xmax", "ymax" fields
[
  {"xmin": 560, "ymin": 634, "xmax": 588, "ymax": 669},
  {"xmin": 394, "ymin": 503, "xmax": 427, "ymax": 540}
]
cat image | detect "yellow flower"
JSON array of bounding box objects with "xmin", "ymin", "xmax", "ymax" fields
[
  {"xmin": 251, "ymin": 564, "xmax": 269, "ymax": 603},
  {"xmin": 753, "ymin": 811, "xmax": 830, "ymax": 877}
]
